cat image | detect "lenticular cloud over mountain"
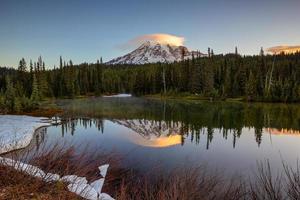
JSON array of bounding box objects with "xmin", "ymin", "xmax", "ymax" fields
[
  {"xmin": 267, "ymin": 45, "xmax": 300, "ymax": 54},
  {"xmin": 120, "ymin": 33, "xmax": 185, "ymax": 50}
]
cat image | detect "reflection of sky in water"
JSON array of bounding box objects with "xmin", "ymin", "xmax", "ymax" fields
[{"xmin": 38, "ymin": 119, "xmax": 300, "ymax": 176}]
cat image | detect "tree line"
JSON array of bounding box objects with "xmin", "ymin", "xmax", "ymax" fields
[{"xmin": 1, "ymin": 49, "xmax": 300, "ymax": 112}]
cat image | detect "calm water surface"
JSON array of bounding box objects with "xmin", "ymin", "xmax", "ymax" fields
[{"xmin": 34, "ymin": 97, "xmax": 300, "ymax": 175}]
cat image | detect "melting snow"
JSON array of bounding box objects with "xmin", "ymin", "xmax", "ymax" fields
[
  {"xmin": 99, "ymin": 164, "xmax": 109, "ymax": 177},
  {"xmin": 0, "ymin": 157, "xmax": 114, "ymax": 200},
  {"xmin": 0, "ymin": 115, "xmax": 114, "ymax": 200}
]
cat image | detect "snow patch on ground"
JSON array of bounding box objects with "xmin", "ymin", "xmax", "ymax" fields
[
  {"xmin": 102, "ymin": 94, "xmax": 132, "ymax": 98},
  {"xmin": 0, "ymin": 115, "xmax": 54, "ymax": 154},
  {"xmin": 0, "ymin": 157, "xmax": 114, "ymax": 200}
]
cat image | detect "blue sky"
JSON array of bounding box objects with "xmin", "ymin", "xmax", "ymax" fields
[{"xmin": 1, "ymin": 0, "xmax": 300, "ymax": 68}]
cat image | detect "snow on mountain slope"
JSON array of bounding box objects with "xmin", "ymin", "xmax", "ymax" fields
[{"xmin": 107, "ymin": 41, "xmax": 205, "ymax": 65}]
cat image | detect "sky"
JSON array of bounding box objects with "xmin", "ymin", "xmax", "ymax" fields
[{"xmin": 0, "ymin": 0, "xmax": 300, "ymax": 68}]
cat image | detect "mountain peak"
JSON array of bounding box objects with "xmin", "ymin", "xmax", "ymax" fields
[
  {"xmin": 107, "ymin": 41, "xmax": 205, "ymax": 65},
  {"xmin": 142, "ymin": 40, "xmax": 180, "ymax": 47}
]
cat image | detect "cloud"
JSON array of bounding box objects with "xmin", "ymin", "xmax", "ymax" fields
[
  {"xmin": 267, "ymin": 45, "xmax": 300, "ymax": 54},
  {"xmin": 119, "ymin": 33, "xmax": 185, "ymax": 50}
]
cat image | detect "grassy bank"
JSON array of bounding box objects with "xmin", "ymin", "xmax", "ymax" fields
[{"xmin": 144, "ymin": 93, "xmax": 300, "ymax": 104}]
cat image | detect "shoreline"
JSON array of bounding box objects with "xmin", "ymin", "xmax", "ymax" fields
[
  {"xmin": 143, "ymin": 93, "xmax": 300, "ymax": 104},
  {"xmin": 3, "ymin": 94, "xmax": 299, "ymax": 120},
  {"xmin": 0, "ymin": 115, "xmax": 56, "ymax": 155},
  {"xmin": 0, "ymin": 115, "xmax": 114, "ymax": 200},
  {"xmin": 1, "ymin": 125, "xmax": 50, "ymax": 157}
]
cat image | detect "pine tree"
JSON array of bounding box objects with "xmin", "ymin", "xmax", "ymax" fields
[
  {"xmin": 35, "ymin": 57, "xmax": 51, "ymax": 98},
  {"xmin": 223, "ymin": 58, "xmax": 234, "ymax": 97},
  {"xmin": 18, "ymin": 58, "xmax": 27, "ymax": 72},
  {"xmin": 202, "ymin": 61, "xmax": 214, "ymax": 95},
  {"xmin": 17, "ymin": 58, "xmax": 27, "ymax": 96},
  {"xmin": 13, "ymin": 97, "xmax": 22, "ymax": 112},
  {"xmin": 245, "ymin": 70, "xmax": 257, "ymax": 101},
  {"xmin": 66, "ymin": 60, "xmax": 75, "ymax": 97},
  {"xmin": 190, "ymin": 61, "xmax": 202, "ymax": 94},
  {"xmin": 263, "ymin": 56, "xmax": 275, "ymax": 99},
  {"xmin": 29, "ymin": 60, "xmax": 33, "ymax": 73},
  {"xmin": 0, "ymin": 94, "xmax": 4, "ymax": 112},
  {"xmin": 37, "ymin": 56, "xmax": 43, "ymax": 72},
  {"xmin": 30, "ymin": 74, "xmax": 40, "ymax": 104},
  {"xmin": 260, "ymin": 47, "xmax": 264, "ymax": 56},
  {"xmin": 60, "ymin": 56, "xmax": 63, "ymax": 69},
  {"xmin": 94, "ymin": 60, "xmax": 101, "ymax": 95},
  {"xmin": 211, "ymin": 49, "xmax": 214, "ymax": 57},
  {"xmin": 58, "ymin": 56, "xmax": 64, "ymax": 96},
  {"xmin": 4, "ymin": 77, "xmax": 16, "ymax": 111},
  {"xmin": 39, "ymin": 70, "xmax": 50, "ymax": 99}
]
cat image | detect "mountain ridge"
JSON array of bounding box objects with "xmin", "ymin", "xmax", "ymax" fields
[{"xmin": 106, "ymin": 41, "xmax": 205, "ymax": 65}]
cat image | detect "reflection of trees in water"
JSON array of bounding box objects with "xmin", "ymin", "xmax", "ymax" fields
[
  {"xmin": 57, "ymin": 98, "xmax": 300, "ymax": 149},
  {"xmin": 35, "ymin": 128, "xmax": 47, "ymax": 151},
  {"xmin": 58, "ymin": 118, "xmax": 263, "ymax": 149},
  {"xmin": 61, "ymin": 118, "xmax": 105, "ymax": 137},
  {"xmin": 10, "ymin": 127, "xmax": 49, "ymax": 160}
]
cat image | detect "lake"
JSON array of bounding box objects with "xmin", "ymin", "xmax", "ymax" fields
[{"xmin": 31, "ymin": 97, "xmax": 300, "ymax": 176}]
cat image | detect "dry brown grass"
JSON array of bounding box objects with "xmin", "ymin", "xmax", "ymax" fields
[
  {"xmin": 0, "ymin": 143, "xmax": 126, "ymax": 200},
  {"xmin": 0, "ymin": 164, "xmax": 81, "ymax": 200},
  {"xmin": 2, "ymin": 144, "xmax": 300, "ymax": 200},
  {"xmin": 283, "ymin": 162, "xmax": 300, "ymax": 200},
  {"xmin": 113, "ymin": 161, "xmax": 300, "ymax": 200},
  {"xmin": 21, "ymin": 107, "xmax": 63, "ymax": 118},
  {"xmin": 114, "ymin": 166, "xmax": 247, "ymax": 200}
]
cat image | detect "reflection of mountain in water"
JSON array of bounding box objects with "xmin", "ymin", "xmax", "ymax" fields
[
  {"xmin": 112, "ymin": 119, "xmax": 182, "ymax": 138},
  {"xmin": 111, "ymin": 119, "xmax": 183, "ymax": 148}
]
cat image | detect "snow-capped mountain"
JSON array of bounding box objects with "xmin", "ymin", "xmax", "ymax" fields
[{"xmin": 107, "ymin": 41, "xmax": 205, "ymax": 65}]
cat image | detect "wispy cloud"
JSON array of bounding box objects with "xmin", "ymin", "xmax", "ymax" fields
[
  {"xmin": 267, "ymin": 45, "xmax": 300, "ymax": 54},
  {"xmin": 118, "ymin": 33, "xmax": 185, "ymax": 50}
]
